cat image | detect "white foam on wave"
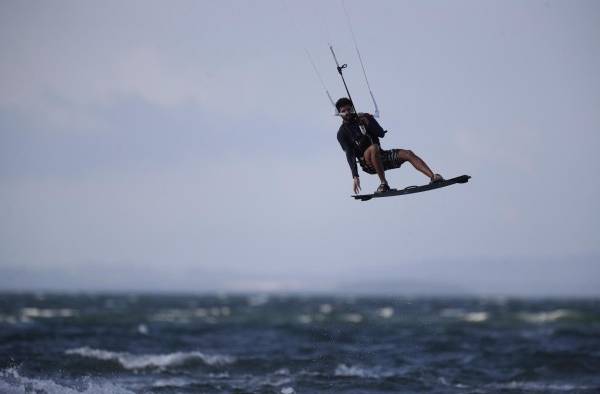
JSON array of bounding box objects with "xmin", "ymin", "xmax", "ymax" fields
[
  {"xmin": 65, "ymin": 346, "xmax": 235, "ymax": 370},
  {"xmin": 464, "ymin": 312, "xmax": 488, "ymax": 322},
  {"xmin": 274, "ymin": 368, "xmax": 290, "ymax": 376},
  {"xmin": 341, "ymin": 313, "xmax": 363, "ymax": 323},
  {"xmin": 248, "ymin": 293, "xmax": 269, "ymax": 306},
  {"xmin": 489, "ymin": 381, "xmax": 591, "ymax": 391},
  {"xmin": 152, "ymin": 377, "xmax": 191, "ymax": 388},
  {"xmin": 334, "ymin": 364, "xmax": 394, "ymax": 379},
  {"xmin": 517, "ymin": 309, "xmax": 576, "ymax": 323},
  {"xmin": 440, "ymin": 308, "xmax": 489, "ymax": 322},
  {"xmin": 319, "ymin": 303, "xmax": 333, "ymax": 314},
  {"xmin": 137, "ymin": 323, "xmax": 149, "ymax": 335},
  {"xmin": 298, "ymin": 313, "xmax": 330, "ymax": 324},
  {"xmin": 377, "ymin": 307, "xmax": 394, "ymax": 319},
  {"xmin": 297, "ymin": 314, "xmax": 312, "ymax": 324},
  {"xmin": 149, "ymin": 306, "xmax": 230, "ymax": 323},
  {"xmin": 238, "ymin": 374, "xmax": 292, "ymax": 391},
  {"xmin": 1, "ymin": 308, "xmax": 78, "ymax": 324},
  {"xmin": 208, "ymin": 372, "xmax": 230, "ymax": 378},
  {"xmin": 0, "ymin": 367, "xmax": 135, "ymax": 394},
  {"xmin": 20, "ymin": 307, "xmax": 77, "ymax": 319}
]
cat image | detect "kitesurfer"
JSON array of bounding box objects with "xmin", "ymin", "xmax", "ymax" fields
[{"xmin": 336, "ymin": 97, "xmax": 443, "ymax": 194}]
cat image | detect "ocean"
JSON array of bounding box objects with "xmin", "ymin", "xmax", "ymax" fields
[{"xmin": 1, "ymin": 292, "xmax": 599, "ymax": 393}]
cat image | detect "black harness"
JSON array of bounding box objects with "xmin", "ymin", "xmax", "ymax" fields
[{"xmin": 343, "ymin": 122, "xmax": 374, "ymax": 157}]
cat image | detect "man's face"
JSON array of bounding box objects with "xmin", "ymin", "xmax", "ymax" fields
[{"xmin": 339, "ymin": 105, "xmax": 355, "ymax": 121}]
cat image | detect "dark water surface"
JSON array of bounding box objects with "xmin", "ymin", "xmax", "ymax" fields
[{"xmin": 1, "ymin": 292, "xmax": 599, "ymax": 393}]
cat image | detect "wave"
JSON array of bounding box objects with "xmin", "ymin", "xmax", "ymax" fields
[
  {"xmin": 340, "ymin": 313, "xmax": 364, "ymax": 323},
  {"xmin": 0, "ymin": 367, "xmax": 134, "ymax": 394},
  {"xmin": 151, "ymin": 374, "xmax": 227, "ymax": 388},
  {"xmin": 0, "ymin": 308, "xmax": 77, "ymax": 324},
  {"xmin": 440, "ymin": 308, "xmax": 489, "ymax": 322},
  {"xmin": 517, "ymin": 309, "xmax": 577, "ymax": 323},
  {"xmin": 65, "ymin": 346, "xmax": 235, "ymax": 370},
  {"xmin": 21, "ymin": 307, "xmax": 77, "ymax": 319},
  {"xmin": 152, "ymin": 377, "xmax": 191, "ymax": 388},
  {"xmin": 487, "ymin": 381, "xmax": 593, "ymax": 391},
  {"xmin": 149, "ymin": 306, "xmax": 231, "ymax": 323},
  {"xmin": 376, "ymin": 306, "xmax": 394, "ymax": 319},
  {"xmin": 334, "ymin": 364, "xmax": 394, "ymax": 379}
]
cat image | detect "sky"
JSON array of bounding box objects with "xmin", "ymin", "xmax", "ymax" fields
[{"xmin": 1, "ymin": 0, "xmax": 599, "ymax": 296}]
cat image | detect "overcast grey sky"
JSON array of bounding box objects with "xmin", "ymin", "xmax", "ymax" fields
[{"xmin": 1, "ymin": 0, "xmax": 599, "ymax": 296}]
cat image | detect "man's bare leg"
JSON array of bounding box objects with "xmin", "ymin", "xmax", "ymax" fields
[
  {"xmin": 364, "ymin": 144, "xmax": 388, "ymax": 185},
  {"xmin": 397, "ymin": 149, "xmax": 435, "ymax": 179}
]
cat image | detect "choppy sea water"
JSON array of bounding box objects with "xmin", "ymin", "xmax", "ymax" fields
[{"xmin": 1, "ymin": 293, "xmax": 599, "ymax": 393}]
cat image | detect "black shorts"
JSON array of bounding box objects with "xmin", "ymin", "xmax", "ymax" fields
[{"xmin": 358, "ymin": 148, "xmax": 407, "ymax": 174}]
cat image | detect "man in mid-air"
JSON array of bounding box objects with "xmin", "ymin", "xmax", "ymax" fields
[{"xmin": 336, "ymin": 97, "xmax": 443, "ymax": 194}]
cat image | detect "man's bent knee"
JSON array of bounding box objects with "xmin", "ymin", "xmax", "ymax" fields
[
  {"xmin": 365, "ymin": 144, "xmax": 375, "ymax": 153},
  {"xmin": 367, "ymin": 144, "xmax": 380, "ymax": 156},
  {"xmin": 363, "ymin": 144, "xmax": 377, "ymax": 159}
]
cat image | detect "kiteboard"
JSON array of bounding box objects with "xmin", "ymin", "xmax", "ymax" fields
[{"xmin": 352, "ymin": 175, "xmax": 471, "ymax": 201}]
